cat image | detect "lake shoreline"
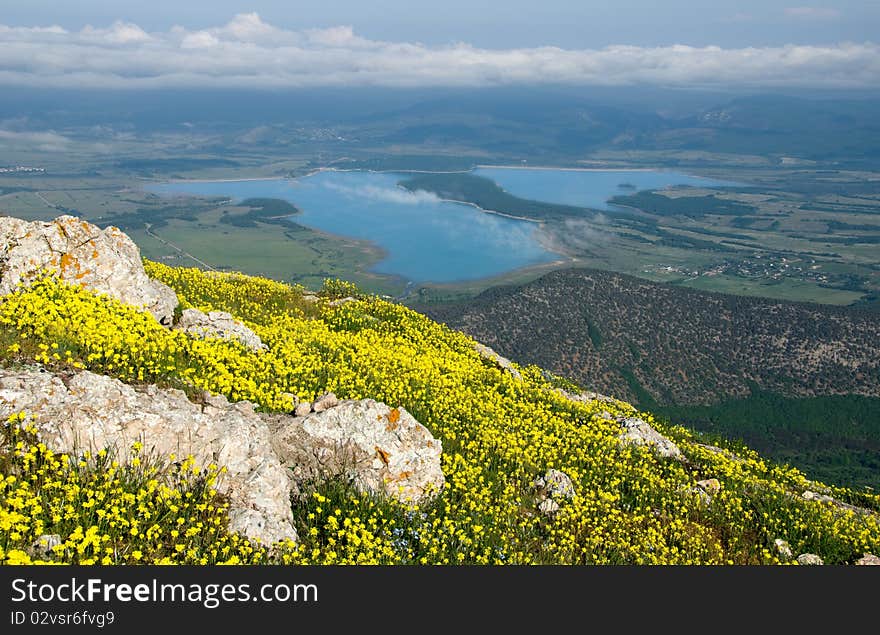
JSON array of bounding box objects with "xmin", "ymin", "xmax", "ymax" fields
[{"xmin": 148, "ymin": 171, "xmax": 561, "ymax": 284}]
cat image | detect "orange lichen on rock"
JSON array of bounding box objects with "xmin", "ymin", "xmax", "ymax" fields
[{"xmin": 59, "ymin": 253, "xmax": 74, "ymax": 271}]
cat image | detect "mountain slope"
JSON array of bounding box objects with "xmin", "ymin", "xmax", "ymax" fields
[
  {"xmin": 1, "ymin": 219, "xmax": 879, "ymax": 564},
  {"xmin": 421, "ymin": 267, "xmax": 880, "ymax": 405}
]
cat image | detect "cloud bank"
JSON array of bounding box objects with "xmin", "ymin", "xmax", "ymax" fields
[{"xmin": 0, "ymin": 13, "xmax": 876, "ymax": 89}]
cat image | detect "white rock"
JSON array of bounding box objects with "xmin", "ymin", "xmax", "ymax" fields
[
  {"xmin": 0, "ymin": 215, "xmax": 178, "ymax": 324},
  {"xmin": 617, "ymin": 416, "xmax": 683, "ymax": 460},
  {"xmin": 533, "ymin": 469, "xmax": 575, "ymax": 500},
  {"xmin": 802, "ymin": 490, "xmax": 833, "ymax": 503},
  {"xmin": 328, "ymin": 296, "xmax": 356, "ymax": 307},
  {"xmin": 696, "ymin": 479, "xmax": 721, "ymax": 495},
  {"xmin": 270, "ymin": 399, "xmax": 444, "ymax": 504},
  {"xmin": 538, "ymin": 499, "xmax": 560, "ymax": 515},
  {"xmin": 856, "ymin": 553, "xmax": 880, "ymax": 566},
  {"xmin": 294, "ymin": 402, "xmax": 312, "ymax": 417},
  {"xmin": 557, "ymin": 388, "xmax": 617, "ymax": 405},
  {"xmin": 175, "ymin": 308, "xmax": 267, "ymax": 352},
  {"xmin": 796, "ymin": 553, "xmax": 824, "ymax": 566},
  {"xmin": 0, "ymin": 367, "xmax": 297, "ymax": 545},
  {"xmin": 474, "ymin": 342, "xmax": 523, "ymax": 381},
  {"xmin": 774, "ymin": 539, "xmax": 793, "ymax": 559},
  {"xmin": 29, "ymin": 534, "xmax": 62, "ymax": 558},
  {"xmin": 311, "ymin": 392, "xmax": 339, "ymax": 412}
]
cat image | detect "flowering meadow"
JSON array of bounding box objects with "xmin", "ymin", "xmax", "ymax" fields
[{"xmin": 1, "ymin": 262, "xmax": 878, "ymax": 564}]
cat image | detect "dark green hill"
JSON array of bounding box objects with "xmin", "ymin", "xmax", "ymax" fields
[{"xmin": 420, "ymin": 268, "xmax": 880, "ymax": 488}]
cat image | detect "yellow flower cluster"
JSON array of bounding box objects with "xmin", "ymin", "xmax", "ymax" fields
[
  {"xmin": 1, "ymin": 262, "xmax": 878, "ymax": 564},
  {"xmin": 0, "ymin": 413, "xmax": 266, "ymax": 565}
]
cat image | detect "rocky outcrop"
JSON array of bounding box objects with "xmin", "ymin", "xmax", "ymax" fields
[
  {"xmin": 29, "ymin": 534, "xmax": 62, "ymax": 559},
  {"xmin": 0, "ymin": 367, "xmax": 297, "ymax": 545},
  {"xmin": 796, "ymin": 553, "xmax": 824, "ymax": 566},
  {"xmin": 175, "ymin": 308, "xmax": 267, "ymax": 352},
  {"xmin": 532, "ymin": 468, "xmax": 575, "ymax": 515},
  {"xmin": 328, "ymin": 296, "xmax": 357, "ymax": 307},
  {"xmin": 0, "ymin": 215, "xmax": 177, "ymax": 324},
  {"xmin": 617, "ymin": 416, "xmax": 683, "ymax": 460},
  {"xmin": 688, "ymin": 478, "xmax": 721, "ymax": 505},
  {"xmin": 311, "ymin": 392, "xmax": 339, "ymax": 412},
  {"xmin": 557, "ymin": 388, "xmax": 617, "ymax": 405},
  {"xmin": 802, "ymin": 489, "xmax": 876, "ymax": 516},
  {"xmin": 856, "ymin": 553, "xmax": 880, "ymax": 566},
  {"xmin": 474, "ymin": 342, "xmax": 522, "ymax": 381},
  {"xmin": 269, "ymin": 399, "xmax": 444, "ymax": 504}
]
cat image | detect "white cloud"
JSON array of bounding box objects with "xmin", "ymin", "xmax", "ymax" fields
[
  {"xmin": 784, "ymin": 7, "xmax": 841, "ymax": 20},
  {"xmin": 323, "ymin": 181, "xmax": 442, "ymax": 205},
  {"xmin": 180, "ymin": 31, "xmax": 219, "ymax": 49},
  {"xmin": 0, "ymin": 13, "xmax": 875, "ymax": 90},
  {"xmin": 81, "ymin": 20, "xmax": 152, "ymax": 44}
]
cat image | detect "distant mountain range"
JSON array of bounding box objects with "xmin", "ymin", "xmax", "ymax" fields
[{"xmin": 4, "ymin": 87, "xmax": 879, "ymax": 167}]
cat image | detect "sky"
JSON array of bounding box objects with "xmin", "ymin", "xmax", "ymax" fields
[{"xmin": 0, "ymin": 1, "xmax": 876, "ymax": 90}]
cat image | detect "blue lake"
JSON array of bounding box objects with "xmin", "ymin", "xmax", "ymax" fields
[
  {"xmin": 149, "ymin": 168, "xmax": 736, "ymax": 283},
  {"xmin": 474, "ymin": 167, "xmax": 737, "ymax": 210}
]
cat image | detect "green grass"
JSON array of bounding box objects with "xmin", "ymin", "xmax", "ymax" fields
[
  {"xmin": 678, "ymin": 274, "xmax": 865, "ymax": 305},
  {"xmin": 128, "ymin": 211, "xmax": 404, "ymax": 296}
]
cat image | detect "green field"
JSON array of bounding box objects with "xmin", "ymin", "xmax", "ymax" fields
[{"xmin": 130, "ymin": 210, "xmax": 404, "ymax": 296}]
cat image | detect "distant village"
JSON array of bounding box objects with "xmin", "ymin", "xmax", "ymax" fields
[
  {"xmin": 0, "ymin": 165, "xmax": 45, "ymax": 174},
  {"xmin": 647, "ymin": 254, "xmax": 834, "ymax": 285}
]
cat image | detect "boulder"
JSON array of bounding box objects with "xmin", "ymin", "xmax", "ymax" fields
[
  {"xmin": 617, "ymin": 416, "xmax": 683, "ymax": 460},
  {"xmin": 0, "ymin": 367, "xmax": 296, "ymax": 545},
  {"xmin": 0, "ymin": 215, "xmax": 177, "ymax": 324},
  {"xmin": 774, "ymin": 539, "xmax": 793, "ymax": 559},
  {"xmin": 294, "ymin": 402, "xmax": 312, "ymax": 417},
  {"xmin": 687, "ymin": 478, "xmax": 722, "ymax": 506},
  {"xmin": 537, "ymin": 499, "xmax": 560, "ymax": 515},
  {"xmin": 328, "ymin": 296, "xmax": 356, "ymax": 307},
  {"xmin": 533, "ymin": 468, "xmax": 575, "ymax": 515},
  {"xmin": 802, "ymin": 490, "xmax": 834, "ymax": 504},
  {"xmin": 175, "ymin": 308, "xmax": 267, "ymax": 352},
  {"xmin": 29, "ymin": 534, "xmax": 62, "ymax": 559},
  {"xmin": 311, "ymin": 392, "xmax": 339, "ymax": 413},
  {"xmin": 533, "ymin": 469, "xmax": 575, "ymax": 501},
  {"xmin": 269, "ymin": 399, "xmax": 444, "ymax": 504},
  {"xmin": 474, "ymin": 342, "xmax": 522, "ymax": 381},
  {"xmin": 696, "ymin": 479, "xmax": 721, "ymax": 496},
  {"xmin": 557, "ymin": 388, "xmax": 618, "ymax": 405},
  {"xmin": 796, "ymin": 553, "xmax": 824, "ymax": 566},
  {"xmin": 856, "ymin": 553, "xmax": 880, "ymax": 566}
]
